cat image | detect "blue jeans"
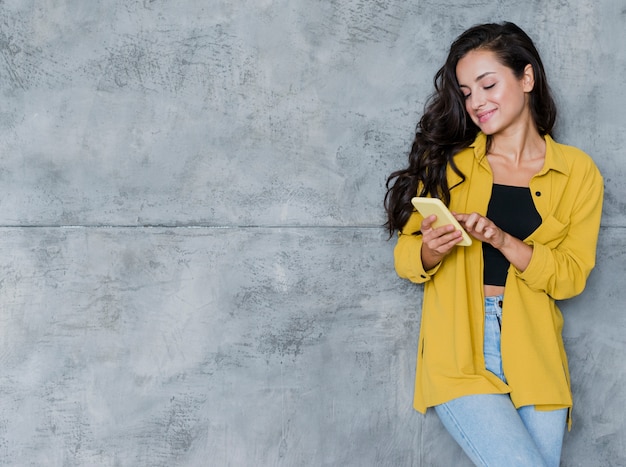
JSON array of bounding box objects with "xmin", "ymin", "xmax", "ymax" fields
[{"xmin": 434, "ymin": 296, "xmax": 567, "ymax": 467}]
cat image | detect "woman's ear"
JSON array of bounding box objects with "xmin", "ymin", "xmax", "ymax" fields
[{"xmin": 522, "ymin": 64, "xmax": 535, "ymax": 92}]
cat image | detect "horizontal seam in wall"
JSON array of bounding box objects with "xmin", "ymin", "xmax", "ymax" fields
[
  {"xmin": 0, "ymin": 223, "xmax": 621, "ymax": 230},
  {"xmin": 0, "ymin": 224, "xmax": 388, "ymax": 230},
  {"xmin": 0, "ymin": 224, "xmax": 626, "ymax": 231}
]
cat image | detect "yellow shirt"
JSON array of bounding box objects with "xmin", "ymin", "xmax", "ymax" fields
[{"xmin": 394, "ymin": 133, "xmax": 604, "ymax": 422}]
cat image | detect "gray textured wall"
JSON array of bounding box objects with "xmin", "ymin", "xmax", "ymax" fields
[{"xmin": 0, "ymin": 1, "xmax": 624, "ymax": 466}]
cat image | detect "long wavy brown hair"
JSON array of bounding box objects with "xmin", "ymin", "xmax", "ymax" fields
[{"xmin": 384, "ymin": 22, "xmax": 557, "ymax": 237}]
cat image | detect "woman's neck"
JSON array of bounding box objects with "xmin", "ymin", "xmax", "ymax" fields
[
  {"xmin": 487, "ymin": 122, "xmax": 545, "ymax": 165},
  {"xmin": 486, "ymin": 125, "xmax": 546, "ymax": 186}
]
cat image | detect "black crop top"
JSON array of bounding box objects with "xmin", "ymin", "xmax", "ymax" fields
[{"xmin": 482, "ymin": 184, "xmax": 542, "ymax": 286}]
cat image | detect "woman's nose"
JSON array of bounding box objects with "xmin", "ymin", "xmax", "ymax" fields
[{"xmin": 470, "ymin": 92, "xmax": 485, "ymax": 110}]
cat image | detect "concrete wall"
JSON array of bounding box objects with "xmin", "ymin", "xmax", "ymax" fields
[{"xmin": 0, "ymin": 0, "xmax": 623, "ymax": 465}]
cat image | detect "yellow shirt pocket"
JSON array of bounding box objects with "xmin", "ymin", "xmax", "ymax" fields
[{"xmin": 529, "ymin": 215, "xmax": 570, "ymax": 249}]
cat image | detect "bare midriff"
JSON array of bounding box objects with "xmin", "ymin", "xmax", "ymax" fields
[{"xmin": 484, "ymin": 284, "xmax": 505, "ymax": 298}]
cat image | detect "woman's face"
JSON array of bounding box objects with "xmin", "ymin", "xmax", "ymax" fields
[{"xmin": 456, "ymin": 49, "xmax": 534, "ymax": 136}]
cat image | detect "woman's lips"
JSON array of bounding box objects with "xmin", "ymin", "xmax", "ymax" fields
[{"xmin": 477, "ymin": 109, "xmax": 496, "ymax": 123}]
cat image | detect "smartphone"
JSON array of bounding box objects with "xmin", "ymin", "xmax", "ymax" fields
[{"xmin": 411, "ymin": 197, "xmax": 472, "ymax": 246}]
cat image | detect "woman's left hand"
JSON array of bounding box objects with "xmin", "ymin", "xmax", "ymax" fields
[
  {"xmin": 453, "ymin": 212, "xmax": 506, "ymax": 249},
  {"xmin": 454, "ymin": 212, "xmax": 533, "ymax": 273}
]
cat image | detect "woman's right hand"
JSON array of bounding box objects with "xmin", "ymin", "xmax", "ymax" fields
[{"xmin": 420, "ymin": 214, "xmax": 464, "ymax": 270}]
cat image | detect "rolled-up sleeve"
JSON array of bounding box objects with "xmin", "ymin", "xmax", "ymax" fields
[
  {"xmin": 515, "ymin": 164, "xmax": 604, "ymax": 300},
  {"xmin": 394, "ymin": 211, "xmax": 442, "ymax": 283}
]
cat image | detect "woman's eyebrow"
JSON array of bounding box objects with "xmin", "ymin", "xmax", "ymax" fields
[
  {"xmin": 458, "ymin": 71, "xmax": 496, "ymax": 88},
  {"xmin": 475, "ymin": 71, "xmax": 496, "ymax": 82}
]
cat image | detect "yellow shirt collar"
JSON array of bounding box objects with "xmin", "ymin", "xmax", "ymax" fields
[{"xmin": 469, "ymin": 132, "xmax": 570, "ymax": 176}]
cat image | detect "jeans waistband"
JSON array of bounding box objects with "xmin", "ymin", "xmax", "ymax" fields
[{"xmin": 484, "ymin": 295, "xmax": 504, "ymax": 315}]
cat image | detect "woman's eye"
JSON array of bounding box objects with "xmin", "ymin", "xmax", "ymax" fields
[
  {"xmin": 484, "ymin": 83, "xmax": 495, "ymax": 90},
  {"xmin": 463, "ymin": 93, "xmax": 471, "ymax": 100}
]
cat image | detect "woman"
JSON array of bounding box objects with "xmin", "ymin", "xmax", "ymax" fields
[{"xmin": 384, "ymin": 22, "xmax": 603, "ymax": 466}]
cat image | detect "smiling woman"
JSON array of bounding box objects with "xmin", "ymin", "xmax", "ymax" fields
[
  {"xmin": 457, "ymin": 49, "xmax": 534, "ymax": 137},
  {"xmin": 384, "ymin": 22, "xmax": 604, "ymax": 467}
]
